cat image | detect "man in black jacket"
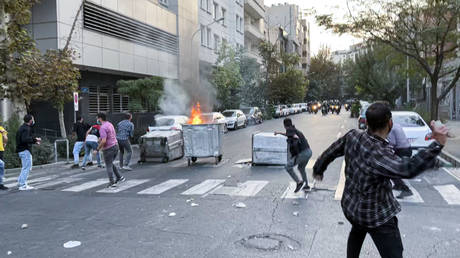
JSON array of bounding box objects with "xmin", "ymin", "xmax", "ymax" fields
[
  {"xmin": 313, "ymin": 103, "xmax": 447, "ymax": 258},
  {"xmin": 16, "ymin": 114, "xmax": 41, "ymax": 191}
]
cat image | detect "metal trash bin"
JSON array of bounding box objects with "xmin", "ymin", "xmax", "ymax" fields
[
  {"xmin": 252, "ymin": 132, "xmax": 288, "ymax": 165},
  {"xmin": 183, "ymin": 123, "xmax": 224, "ymax": 166},
  {"xmin": 138, "ymin": 130, "xmax": 184, "ymax": 163}
]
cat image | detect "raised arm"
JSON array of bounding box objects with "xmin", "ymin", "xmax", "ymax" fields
[{"xmin": 313, "ymin": 131, "xmax": 348, "ymax": 180}]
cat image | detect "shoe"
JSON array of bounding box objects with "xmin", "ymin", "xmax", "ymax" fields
[
  {"xmin": 71, "ymin": 164, "xmax": 79, "ymax": 169},
  {"xmin": 294, "ymin": 181, "xmax": 305, "ymax": 193},
  {"xmin": 106, "ymin": 182, "xmax": 117, "ymax": 188},
  {"xmin": 86, "ymin": 162, "xmax": 94, "ymax": 166},
  {"xmin": 81, "ymin": 166, "xmax": 86, "ymax": 170},
  {"xmin": 116, "ymin": 176, "xmax": 126, "ymax": 184},
  {"xmin": 396, "ymin": 189, "xmax": 413, "ymax": 199},
  {"xmin": 303, "ymin": 184, "xmax": 311, "ymax": 192},
  {"xmin": 0, "ymin": 184, "xmax": 9, "ymax": 190},
  {"xmin": 123, "ymin": 166, "xmax": 132, "ymax": 171},
  {"xmin": 392, "ymin": 184, "xmax": 405, "ymax": 191},
  {"xmin": 97, "ymin": 165, "xmax": 105, "ymax": 168},
  {"xmin": 119, "ymin": 166, "xmax": 124, "ymax": 170},
  {"xmin": 18, "ymin": 185, "xmax": 35, "ymax": 191}
]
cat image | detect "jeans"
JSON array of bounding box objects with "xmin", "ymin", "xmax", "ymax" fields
[
  {"xmin": 118, "ymin": 139, "xmax": 132, "ymax": 167},
  {"xmin": 0, "ymin": 152, "xmax": 4, "ymax": 185},
  {"xmin": 73, "ymin": 141, "xmax": 85, "ymax": 165},
  {"xmin": 285, "ymin": 148, "xmax": 312, "ymax": 184},
  {"xmin": 18, "ymin": 150, "xmax": 32, "ymax": 187},
  {"xmin": 103, "ymin": 145, "xmax": 121, "ymax": 183},
  {"xmin": 347, "ymin": 217, "xmax": 403, "ymax": 258},
  {"xmin": 81, "ymin": 141, "xmax": 101, "ymax": 167}
]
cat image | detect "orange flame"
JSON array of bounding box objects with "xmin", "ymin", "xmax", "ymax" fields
[{"xmin": 188, "ymin": 102, "xmax": 203, "ymax": 125}]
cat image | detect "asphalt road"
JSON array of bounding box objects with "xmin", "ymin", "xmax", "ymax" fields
[{"xmin": 1, "ymin": 111, "xmax": 459, "ymax": 258}]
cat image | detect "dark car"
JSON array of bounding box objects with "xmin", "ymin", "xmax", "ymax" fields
[{"xmin": 241, "ymin": 107, "xmax": 263, "ymax": 125}]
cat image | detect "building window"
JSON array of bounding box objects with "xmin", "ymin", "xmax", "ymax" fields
[
  {"xmin": 207, "ymin": 27, "xmax": 211, "ymax": 47},
  {"xmin": 214, "ymin": 34, "xmax": 220, "ymax": 53},
  {"xmin": 236, "ymin": 15, "xmax": 239, "ymax": 32},
  {"xmin": 207, "ymin": 0, "xmax": 212, "ymax": 13},
  {"xmin": 200, "ymin": 24, "xmax": 206, "ymax": 46},
  {"xmin": 89, "ymin": 86, "xmax": 109, "ymax": 115},
  {"xmin": 213, "ymin": 2, "xmax": 219, "ymax": 20},
  {"xmin": 239, "ymin": 17, "xmax": 243, "ymax": 32},
  {"xmin": 200, "ymin": 0, "xmax": 206, "ymax": 10},
  {"xmin": 221, "ymin": 8, "xmax": 226, "ymax": 26},
  {"xmin": 113, "ymin": 94, "xmax": 129, "ymax": 113},
  {"xmin": 158, "ymin": 0, "xmax": 168, "ymax": 7},
  {"xmin": 222, "ymin": 38, "xmax": 227, "ymax": 46}
]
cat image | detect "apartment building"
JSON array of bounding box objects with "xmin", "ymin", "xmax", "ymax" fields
[
  {"xmin": 11, "ymin": 0, "xmax": 197, "ymax": 133},
  {"xmin": 243, "ymin": 0, "xmax": 266, "ymax": 64}
]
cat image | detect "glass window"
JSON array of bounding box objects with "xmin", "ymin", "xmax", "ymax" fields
[
  {"xmin": 200, "ymin": 24, "xmax": 206, "ymax": 46},
  {"xmin": 223, "ymin": 111, "xmax": 235, "ymax": 117},
  {"xmin": 213, "ymin": 2, "xmax": 218, "ymax": 20},
  {"xmin": 155, "ymin": 118, "xmax": 175, "ymax": 126},
  {"xmin": 236, "ymin": 15, "xmax": 239, "ymax": 32},
  {"xmin": 221, "ymin": 8, "xmax": 226, "ymax": 25},
  {"xmin": 240, "ymin": 17, "xmax": 243, "ymax": 32},
  {"xmin": 207, "ymin": 28, "xmax": 211, "ymax": 47},
  {"xmin": 214, "ymin": 34, "xmax": 220, "ymax": 52},
  {"xmin": 393, "ymin": 115, "xmax": 426, "ymax": 127}
]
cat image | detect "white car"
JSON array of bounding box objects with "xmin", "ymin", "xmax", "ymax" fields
[
  {"xmin": 148, "ymin": 115, "xmax": 189, "ymax": 132},
  {"xmin": 281, "ymin": 105, "xmax": 290, "ymax": 116},
  {"xmin": 287, "ymin": 105, "xmax": 296, "ymax": 115},
  {"xmin": 293, "ymin": 104, "xmax": 302, "ymax": 113},
  {"xmin": 392, "ymin": 111, "xmax": 434, "ymax": 149},
  {"xmin": 202, "ymin": 112, "xmax": 228, "ymax": 133},
  {"xmin": 222, "ymin": 110, "xmax": 246, "ymax": 130}
]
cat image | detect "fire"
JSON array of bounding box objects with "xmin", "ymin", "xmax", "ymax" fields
[{"xmin": 188, "ymin": 102, "xmax": 203, "ymax": 125}]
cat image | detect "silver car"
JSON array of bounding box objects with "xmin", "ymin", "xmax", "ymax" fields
[{"xmin": 222, "ymin": 110, "xmax": 247, "ymax": 130}]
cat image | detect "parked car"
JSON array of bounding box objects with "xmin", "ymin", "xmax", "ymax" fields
[
  {"xmin": 274, "ymin": 105, "xmax": 283, "ymax": 118},
  {"xmin": 358, "ymin": 104, "xmax": 370, "ymax": 129},
  {"xmin": 148, "ymin": 115, "xmax": 189, "ymax": 132},
  {"xmin": 392, "ymin": 111, "xmax": 434, "ymax": 149},
  {"xmin": 300, "ymin": 103, "xmax": 308, "ymax": 112},
  {"xmin": 281, "ymin": 105, "xmax": 290, "ymax": 116},
  {"xmin": 241, "ymin": 107, "xmax": 263, "ymax": 125},
  {"xmin": 222, "ymin": 110, "xmax": 247, "ymax": 130},
  {"xmin": 202, "ymin": 112, "xmax": 228, "ymax": 133},
  {"xmin": 287, "ymin": 104, "xmax": 296, "ymax": 115}
]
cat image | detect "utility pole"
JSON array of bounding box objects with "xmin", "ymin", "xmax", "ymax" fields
[{"xmin": 406, "ymin": 56, "xmax": 410, "ymax": 104}]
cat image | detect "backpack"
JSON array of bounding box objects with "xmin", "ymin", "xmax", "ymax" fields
[
  {"xmin": 287, "ymin": 137, "xmax": 301, "ymax": 156},
  {"xmin": 89, "ymin": 127, "xmax": 100, "ymax": 138}
]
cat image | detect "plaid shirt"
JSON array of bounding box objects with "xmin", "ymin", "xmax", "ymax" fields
[
  {"xmin": 116, "ymin": 120, "xmax": 134, "ymax": 141},
  {"xmin": 313, "ymin": 129, "xmax": 443, "ymax": 228}
]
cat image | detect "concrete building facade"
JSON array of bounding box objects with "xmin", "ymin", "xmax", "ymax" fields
[{"xmin": 243, "ymin": 0, "xmax": 266, "ymax": 64}]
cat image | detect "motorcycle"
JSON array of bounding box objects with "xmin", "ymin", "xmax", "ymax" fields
[
  {"xmin": 344, "ymin": 104, "xmax": 351, "ymax": 111},
  {"xmin": 321, "ymin": 105, "xmax": 328, "ymax": 115}
]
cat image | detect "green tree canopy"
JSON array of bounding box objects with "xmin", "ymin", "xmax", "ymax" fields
[
  {"xmin": 117, "ymin": 77, "xmax": 164, "ymax": 112},
  {"xmin": 307, "ymin": 46, "xmax": 341, "ymax": 100}
]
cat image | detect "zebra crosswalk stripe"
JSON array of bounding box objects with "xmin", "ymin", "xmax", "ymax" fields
[
  {"xmin": 97, "ymin": 179, "xmax": 149, "ymax": 193},
  {"xmin": 434, "ymin": 184, "xmax": 460, "ymax": 205},
  {"xmin": 5, "ymin": 175, "xmax": 57, "ymax": 188},
  {"xmin": 181, "ymin": 179, "xmax": 225, "ymax": 195},
  {"xmin": 62, "ymin": 178, "xmax": 108, "ymax": 192},
  {"xmin": 138, "ymin": 179, "xmax": 189, "ymax": 195},
  {"xmin": 35, "ymin": 178, "xmax": 84, "ymax": 189},
  {"xmin": 281, "ymin": 182, "xmax": 306, "ymax": 199},
  {"xmin": 392, "ymin": 180, "xmax": 423, "ymax": 203},
  {"xmin": 230, "ymin": 180, "xmax": 268, "ymax": 197}
]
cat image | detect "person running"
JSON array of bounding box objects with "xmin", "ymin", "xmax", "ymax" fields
[
  {"xmin": 81, "ymin": 124, "xmax": 103, "ymax": 170},
  {"xmin": 71, "ymin": 116, "xmax": 90, "ymax": 169},
  {"xmin": 16, "ymin": 114, "xmax": 41, "ymax": 191},
  {"xmin": 94, "ymin": 113, "xmax": 125, "ymax": 188},
  {"xmin": 0, "ymin": 122, "xmax": 7, "ymax": 190},
  {"xmin": 275, "ymin": 118, "xmax": 312, "ymax": 193},
  {"xmin": 117, "ymin": 113, "xmax": 134, "ymax": 171},
  {"xmin": 313, "ymin": 103, "xmax": 447, "ymax": 258},
  {"xmin": 388, "ymin": 122, "xmax": 414, "ymax": 198}
]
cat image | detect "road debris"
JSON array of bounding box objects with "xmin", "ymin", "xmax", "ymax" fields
[
  {"xmin": 186, "ymin": 198, "xmax": 194, "ymax": 203},
  {"xmin": 292, "ymin": 200, "xmax": 299, "ymax": 206},
  {"xmin": 7, "ymin": 251, "xmax": 12, "ymax": 255},
  {"xmin": 21, "ymin": 224, "xmax": 28, "ymax": 229},
  {"xmin": 233, "ymin": 202, "xmax": 247, "ymax": 208},
  {"xmin": 190, "ymin": 203, "xmax": 199, "ymax": 207},
  {"xmin": 287, "ymin": 244, "xmax": 295, "ymax": 250},
  {"xmin": 63, "ymin": 241, "xmax": 81, "ymax": 248},
  {"xmin": 293, "ymin": 211, "xmax": 299, "ymax": 217},
  {"xmin": 168, "ymin": 212, "xmax": 176, "ymax": 217},
  {"xmin": 338, "ymin": 221, "xmax": 344, "ymax": 225}
]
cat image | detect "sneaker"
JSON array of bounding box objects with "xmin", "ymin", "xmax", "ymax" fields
[
  {"xmin": 119, "ymin": 166, "xmax": 124, "ymax": 170},
  {"xmin": 106, "ymin": 182, "xmax": 117, "ymax": 188},
  {"xmin": 0, "ymin": 184, "xmax": 9, "ymax": 190},
  {"xmin": 71, "ymin": 164, "xmax": 79, "ymax": 169},
  {"xmin": 396, "ymin": 189, "xmax": 413, "ymax": 199},
  {"xmin": 18, "ymin": 185, "xmax": 35, "ymax": 191},
  {"xmin": 116, "ymin": 176, "xmax": 126, "ymax": 184},
  {"xmin": 303, "ymin": 184, "xmax": 311, "ymax": 192},
  {"xmin": 81, "ymin": 166, "xmax": 86, "ymax": 170},
  {"xmin": 86, "ymin": 162, "xmax": 94, "ymax": 166},
  {"xmin": 294, "ymin": 181, "xmax": 305, "ymax": 193},
  {"xmin": 123, "ymin": 166, "xmax": 133, "ymax": 171}
]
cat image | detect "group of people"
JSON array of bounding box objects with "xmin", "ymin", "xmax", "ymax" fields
[
  {"xmin": 280, "ymin": 102, "xmax": 447, "ymax": 258},
  {"xmin": 0, "ymin": 112, "xmax": 135, "ymax": 191}
]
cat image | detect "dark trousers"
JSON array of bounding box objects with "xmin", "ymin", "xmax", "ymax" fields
[
  {"xmin": 102, "ymin": 145, "xmax": 121, "ymax": 183},
  {"xmin": 392, "ymin": 178, "xmax": 410, "ymax": 191},
  {"xmin": 347, "ymin": 217, "xmax": 403, "ymax": 258}
]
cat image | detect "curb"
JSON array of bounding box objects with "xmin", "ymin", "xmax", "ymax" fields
[{"xmin": 439, "ymin": 150, "xmax": 460, "ymax": 168}]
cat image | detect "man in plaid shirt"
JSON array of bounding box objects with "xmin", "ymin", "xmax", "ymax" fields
[{"xmin": 313, "ymin": 103, "xmax": 448, "ymax": 258}]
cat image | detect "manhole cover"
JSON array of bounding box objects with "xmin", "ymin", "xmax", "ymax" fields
[{"xmin": 235, "ymin": 233, "xmax": 301, "ymax": 251}]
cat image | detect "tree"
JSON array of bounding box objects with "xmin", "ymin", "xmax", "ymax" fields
[
  {"xmin": 239, "ymin": 55, "xmax": 264, "ymax": 107},
  {"xmin": 117, "ymin": 77, "xmax": 164, "ymax": 112},
  {"xmin": 307, "ymin": 46, "xmax": 341, "ymax": 100},
  {"xmin": 212, "ymin": 43, "xmax": 243, "ymax": 110},
  {"xmin": 317, "ymin": 0, "xmax": 460, "ymax": 120}
]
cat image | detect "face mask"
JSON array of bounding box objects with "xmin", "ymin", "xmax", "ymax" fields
[{"xmin": 97, "ymin": 120, "xmax": 102, "ymax": 125}]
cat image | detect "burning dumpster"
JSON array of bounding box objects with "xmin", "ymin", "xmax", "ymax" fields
[
  {"xmin": 138, "ymin": 130, "xmax": 184, "ymax": 163},
  {"xmin": 183, "ymin": 102, "xmax": 224, "ymax": 166}
]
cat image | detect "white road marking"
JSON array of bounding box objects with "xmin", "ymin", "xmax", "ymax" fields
[
  {"xmin": 97, "ymin": 179, "xmax": 149, "ymax": 193},
  {"xmin": 341, "ymin": 125, "xmax": 344, "ymax": 129},
  {"xmin": 393, "ymin": 180, "xmax": 423, "ymax": 203},
  {"xmin": 442, "ymin": 167, "xmax": 460, "ymax": 182},
  {"xmin": 434, "ymin": 184, "xmax": 460, "ymax": 205},
  {"xmin": 5, "ymin": 175, "xmax": 56, "ymax": 188},
  {"xmin": 181, "ymin": 179, "xmax": 225, "ymax": 195},
  {"xmin": 307, "ymin": 159, "xmax": 316, "ymax": 169},
  {"xmin": 230, "ymin": 180, "xmax": 269, "ymax": 197},
  {"xmin": 336, "ymin": 132, "xmax": 342, "ymax": 139},
  {"xmin": 281, "ymin": 182, "xmax": 309, "ymax": 199},
  {"xmin": 334, "ymin": 161, "xmax": 346, "ymax": 200},
  {"xmin": 62, "ymin": 179, "xmax": 108, "ymax": 192},
  {"xmin": 35, "ymin": 178, "xmax": 84, "ymax": 189},
  {"xmin": 137, "ymin": 179, "xmax": 189, "ymax": 195}
]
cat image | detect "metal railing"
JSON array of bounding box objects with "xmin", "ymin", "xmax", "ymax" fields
[{"xmin": 54, "ymin": 139, "xmax": 69, "ymax": 164}]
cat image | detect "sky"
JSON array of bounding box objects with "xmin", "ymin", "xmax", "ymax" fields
[{"xmin": 264, "ymin": 0, "xmax": 361, "ymax": 56}]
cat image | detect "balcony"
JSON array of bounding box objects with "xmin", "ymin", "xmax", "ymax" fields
[
  {"xmin": 244, "ymin": 0, "xmax": 265, "ymax": 19},
  {"xmin": 245, "ymin": 23, "xmax": 264, "ymax": 41},
  {"xmin": 244, "ymin": 50, "xmax": 263, "ymax": 64}
]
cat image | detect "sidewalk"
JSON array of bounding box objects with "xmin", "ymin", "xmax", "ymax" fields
[
  {"xmin": 4, "ymin": 145, "xmax": 140, "ymax": 178},
  {"xmin": 442, "ymin": 120, "xmax": 460, "ymax": 166}
]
